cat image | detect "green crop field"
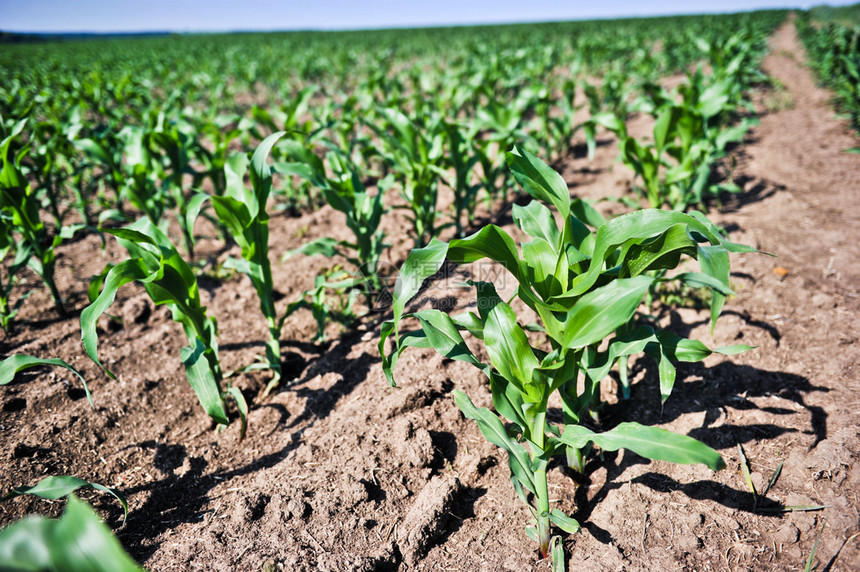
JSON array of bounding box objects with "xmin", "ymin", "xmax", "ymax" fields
[{"xmin": 3, "ymin": 7, "xmax": 859, "ymax": 570}]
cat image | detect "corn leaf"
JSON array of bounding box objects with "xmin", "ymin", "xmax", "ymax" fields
[
  {"xmin": 561, "ymin": 276, "xmax": 653, "ymax": 349},
  {"xmin": 0, "ymin": 355, "xmax": 92, "ymax": 406},
  {"xmin": 0, "ymin": 495, "xmax": 144, "ymax": 572},
  {"xmin": 4, "ymin": 476, "xmax": 128, "ymax": 525},
  {"xmin": 507, "ymin": 146, "xmax": 571, "ymax": 221},
  {"xmin": 81, "ymin": 258, "xmax": 155, "ymax": 379},
  {"xmin": 558, "ymin": 422, "xmax": 725, "ymax": 470},
  {"xmin": 180, "ymin": 339, "xmax": 229, "ymax": 427},
  {"xmin": 453, "ymin": 389, "xmax": 536, "ymax": 495}
]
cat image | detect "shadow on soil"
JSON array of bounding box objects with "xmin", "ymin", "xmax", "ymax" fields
[
  {"xmin": 118, "ymin": 326, "xmax": 380, "ymax": 562},
  {"xmin": 560, "ymin": 357, "xmax": 829, "ymax": 546},
  {"xmin": 617, "ymin": 358, "xmax": 828, "ymax": 449},
  {"xmin": 717, "ymin": 174, "xmax": 786, "ymax": 213}
]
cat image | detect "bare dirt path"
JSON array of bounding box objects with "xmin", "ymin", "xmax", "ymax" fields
[{"xmin": 2, "ymin": 15, "xmax": 859, "ymax": 572}]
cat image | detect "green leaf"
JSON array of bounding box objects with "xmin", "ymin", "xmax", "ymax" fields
[
  {"xmin": 53, "ymin": 496, "xmax": 142, "ymax": 571},
  {"xmin": 379, "ymin": 322, "xmax": 432, "ymax": 387},
  {"xmin": 225, "ymin": 385, "xmax": 248, "ymax": 440},
  {"xmin": 697, "ymin": 244, "xmax": 731, "ymax": 331},
  {"xmin": 4, "ymin": 476, "xmax": 128, "ymax": 525},
  {"xmin": 762, "ymin": 461, "xmax": 783, "ymax": 498},
  {"xmin": 453, "ymin": 390, "xmax": 536, "ymax": 494},
  {"xmin": 211, "ymin": 195, "xmax": 252, "ymax": 239},
  {"xmin": 0, "ymin": 515, "xmax": 53, "ymax": 571},
  {"xmin": 804, "ymin": 517, "xmax": 827, "ymax": 572},
  {"xmin": 390, "ymin": 239, "xmax": 448, "ymax": 335},
  {"xmin": 561, "ymin": 209, "xmax": 753, "ymax": 299},
  {"xmin": 447, "ymin": 225, "xmax": 521, "ymax": 280},
  {"xmin": 184, "ymin": 192, "xmax": 210, "ymax": 249},
  {"xmin": 558, "ymin": 422, "xmax": 725, "ymax": 470},
  {"xmin": 285, "ymin": 237, "xmax": 342, "ymax": 259},
  {"xmin": 224, "ymin": 152, "xmax": 251, "ymax": 201},
  {"xmin": 653, "ymin": 105, "xmax": 676, "ymax": 154},
  {"xmin": 548, "ymin": 509, "xmax": 581, "ymax": 534},
  {"xmin": 0, "ymin": 496, "xmax": 144, "ymax": 572},
  {"xmin": 483, "ymin": 301, "xmax": 540, "ymax": 399},
  {"xmin": 737, "ymin": 443, "xmax": 756, "ymax": 496},
  {"xmin": 512, "ymin": 200, "xmax": 559, "ymax": 248},
  {"xmin": 561, "ymin": 276, "xmax": 653, "ymax": 349},
  {"xmin": 0, "ymin": 355, "xmax": 92, "ymax": 406},
  {"xmin": 249, "ymin": 131, "xmax": 286, "ymax": 215},
  {"xmin": 506, "ymin": 145, "xmax": 570, "ymax": 220},
  {"xmin": 550, "ymin": 535, "xmax": 566, "ymax": 572},
  {"xmin": 522, "ymin": 238, "xmax": 562, "ymax": 299},
  {"xmin": 180, "ymin": 338, "xmax": 228, "ymax": 426},
  {"xmin": 570, "ymin": 198, "xmax": 606, "ymax": 229},
  {"xmin": 81, "ymin": 259, "xmax": 156, "ymax": 379},
  {"xmin": 413, "ymin": 310, "xmax": 482, "ymax": 367}
]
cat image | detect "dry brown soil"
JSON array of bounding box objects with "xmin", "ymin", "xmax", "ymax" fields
[{"xmin": 2, "ymin": 18, "xmax": 859, "ymax": 572}]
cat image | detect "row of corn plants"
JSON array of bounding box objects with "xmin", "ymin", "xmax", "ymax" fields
[
  {"xmin": 586, "ymin": 29, "xmax": 769, "ymax": 210},
  {"xmin": 797, "ymin": 10, "xmax": 860, "ymax": 136}
]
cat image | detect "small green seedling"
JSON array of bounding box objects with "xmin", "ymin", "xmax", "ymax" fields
[
  {"xmin": 81, "ymin": 217, "xmax": 247, "ymax": 437},
  {"xmin": 3, "ymin": 475, "xmax": 128, "ymax": 525},
  {"xmin": 209, "ymin": 132, "xmax": 287, "ymax": 397},
  {"xmin": 2, "ymin": 118, "xmax": 83, "ymax": 321}
]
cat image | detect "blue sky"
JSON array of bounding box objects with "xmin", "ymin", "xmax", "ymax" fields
[{"xmin": 2, "ymin": 0, "xmax": 856, "ymax": 33}]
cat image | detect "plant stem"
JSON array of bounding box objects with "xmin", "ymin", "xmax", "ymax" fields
[
  {"xmin": 566, "ymin": 447, "xmax": 585, "ymax": 474},
  {"xmin": 531, "ymin": 408, "xmax": 552, "ymax": 558},
  {"xmin": 535, "ymin": 462, "xmax": 551, "ymax": 558}
]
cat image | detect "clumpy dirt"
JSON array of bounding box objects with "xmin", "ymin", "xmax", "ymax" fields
[{"xmin": 2, "ymin": 18, "xmax": 859, "ymax": 572}]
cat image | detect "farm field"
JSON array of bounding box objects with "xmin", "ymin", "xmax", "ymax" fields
[{"xmin": 2, "ymin": 9, "xmax": 860, "ymax": 572}]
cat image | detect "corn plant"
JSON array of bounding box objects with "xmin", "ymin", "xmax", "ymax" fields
[
  {"xmin": 280, "ymin": 138, "xmax": 389, "ymax": 297},
  {"xmin": 798, "ymin": 15, "xmax": 860, "ymax": 132},
  {"xmin": 283, "ymin": 267, "xmax": 361, "ymax": 342},
  {"xmin": 117, "ymin": 125, "xmax": 170, "ymax": 226},
  {"xmin": 1, "ymin": 118, "xmax": 81, "ymax": 319},
  {"xmin": 0, "ymin": 213, "xmax": 30, "ymax": 332},
  {"xmin": 81, "ymin": 217, "xmax": 247, "ymax": 436},
  {"xmin": 442, "ymin": 120, "xmax": 481, "ymax": 238},
  {"xmin": 247, "ymin": 84, "xmax": 318, "ymax": 142},
  {"xmin": 148, "ymin": 118, "xmax": 208, "ymax": 256},
  {"xmin": 3, "ymin": 475, "xmax": 128, "ymax": 524},
  {"xmin": 208, "ymin": 132, "xmax": 286, "ymax": 397},
  {"xmin": 381, "ymin": 146, "xmax": 755, "ymax": 563},
  {"xmin": 26, "ymin": 113, "xmax": 81, "ymax": 230},
  {"xmin": 368, "ymin": 107, "xmax": 446, "ymax": 248}
]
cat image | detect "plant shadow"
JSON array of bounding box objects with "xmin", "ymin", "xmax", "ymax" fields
[{"xmin": 551, "ymin": 357, "xmax": 829, "ymax": 546}]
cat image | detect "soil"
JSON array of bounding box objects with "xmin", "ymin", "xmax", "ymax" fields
[{"xmin": 2, "ymin": 17, "xmax": 859, "ymax": 572}]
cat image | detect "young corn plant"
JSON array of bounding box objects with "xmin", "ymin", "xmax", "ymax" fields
[
  {"xmin": 1, "ymin": 118, "xmax": 80, "ymax": 319},
  {"xmin": 148, "ymin": 118, "xmax": 207, "ymax": 257},
  {"xmin": 381, "ymin": 146, "xmax": 755, "ymax": 563},
  {"xmin": 283, "ymin": 267, "xmax": 362, "ymax": 342},
  {"xmin": 208, "ymin": 132, "xmax": 286, "ymax": 397},
  {"xmin": 368, "ymin": 107, "xmax": 446, "ymax": 248},
  {"xmin": 441, "ymin": 120, "xmax": 481, "ymax": 238},
  {"xmin": 279, "ymin": 138, "xmax": 389, "ymax": 299},
  {"xmin": 0, "ymin": 213, "xmax": 31, "ymax": 332},
  {"xmin": 81, "ymin": 217, "xmax": 247, "ymax": 437}
]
